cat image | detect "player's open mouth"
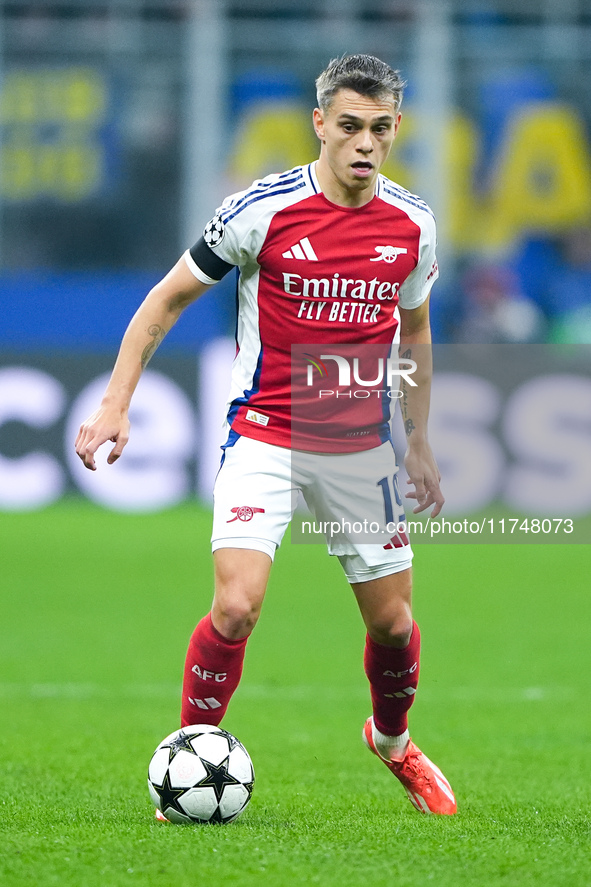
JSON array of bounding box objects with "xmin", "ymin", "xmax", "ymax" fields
[{"xmin": 351, "ymin": 161, "xmax": 374, "ymax": 177}]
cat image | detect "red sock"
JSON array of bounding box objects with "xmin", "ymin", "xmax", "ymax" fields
[
  {"xmin": 363, "ymin": 621, "xmax": 421, "ymax": 737},
  {"xmin": 180, "ymin": 613, "xmax": 249, "ymax": 728}
]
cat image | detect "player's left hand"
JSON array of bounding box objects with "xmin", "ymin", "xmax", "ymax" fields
[{"xmin": 404, "ymin": 441, "xmax": 445, "ymax": 517}]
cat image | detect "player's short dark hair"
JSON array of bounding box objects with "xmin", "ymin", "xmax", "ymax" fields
[{"xmin": 316, "ymin": 54, "xmax": 405, "ymax": 113}]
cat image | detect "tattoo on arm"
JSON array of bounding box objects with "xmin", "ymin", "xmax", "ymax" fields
[
  {"xmin": 404, "ymin": 418, "xmax": 416, "ymax": 437},
  {"xmin": 400, "ymin": 347, "xmax": 413, "ymax": 434},
  {"xmin": 141, "ymin": 324, "xmax": 165, "ymax": 369}
]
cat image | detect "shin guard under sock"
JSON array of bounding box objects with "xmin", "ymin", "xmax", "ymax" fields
[
  {"xmin": 181, "ymin": 613, "xmax": 249, "ymax": 727},
  {"xmin": 363, "ymin": 621, "xmax": 421, "ymax": 737}
]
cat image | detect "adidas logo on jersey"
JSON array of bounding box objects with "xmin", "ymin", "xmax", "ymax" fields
[{"xmin": 282, "ymin": 237, "xmax": 318, "ymax": 261}]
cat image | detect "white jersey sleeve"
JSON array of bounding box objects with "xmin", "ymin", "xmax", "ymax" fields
[
  {"xmin": 184, "ymin": 166, "xmax": 310, "ymax": 284},
  {"xmin": 183, "ymin": 192, "xmax": 246, "ymax": 285},
  {"xmin": 397, "ymin": 209, "xmax": 439, "ymax": 309}
]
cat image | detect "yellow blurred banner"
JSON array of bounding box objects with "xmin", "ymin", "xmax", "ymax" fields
[
  {"xmin": 227, "ymin": 100, "xmax": 591, "ymax": 255},
  {"xmin": 0, "ymin": 68, "xmax": 110, "ymax": 201}
]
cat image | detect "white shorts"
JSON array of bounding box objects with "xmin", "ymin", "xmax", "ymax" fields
[{"xmin": 211, "ymin": 436, "xmax": 413, "ymax": 584}]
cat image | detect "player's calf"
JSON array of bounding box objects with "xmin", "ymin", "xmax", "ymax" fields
[
  {"xmin": 181, "ymin": 613, "xmax": 249, "ymax": 727},
  {"xmin": 363, "ymin": 622, "xmax": 421, "ymax": 738}
]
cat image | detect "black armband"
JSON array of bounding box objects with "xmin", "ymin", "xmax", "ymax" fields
[{"xmin": 189, "ymin": 237, "xmax": 234, "ymax": 281}]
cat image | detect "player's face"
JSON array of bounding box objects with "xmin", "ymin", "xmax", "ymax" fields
[{"xmin": 313, "ymin": 89, "xmax": 401, "ymax": 206}]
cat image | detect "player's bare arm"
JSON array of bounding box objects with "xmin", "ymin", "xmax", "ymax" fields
[
  {"xmin": 75, "ymin": 257, "xmax": 212, "ymax": 471},
  {"xmin": 398, "ymin": 294, "xmax": 444, "ymax": 516}
]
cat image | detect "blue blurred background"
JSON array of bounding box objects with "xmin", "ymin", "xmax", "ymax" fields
[{"xmin": 1, "ymin": 0, "xmax": 591, "ymax": 513}]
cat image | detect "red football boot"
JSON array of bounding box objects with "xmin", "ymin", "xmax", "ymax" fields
[{"xmin": 363, "ymin": 717, "xmax": 457, "ymax": 815}]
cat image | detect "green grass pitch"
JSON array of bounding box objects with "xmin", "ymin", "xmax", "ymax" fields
[{"xmin": 1, "ymin": 501, "xmax": 589, "ymax": 887}]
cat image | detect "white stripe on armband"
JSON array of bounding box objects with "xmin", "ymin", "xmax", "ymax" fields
[{"xmin": 183, "ymin": 249, "xmax": 219, "ymax": 285}]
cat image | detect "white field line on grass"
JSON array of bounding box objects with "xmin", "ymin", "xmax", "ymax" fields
[{"xmin": 0, "ymin": 682, "xmax": 574, "ymax": 703}]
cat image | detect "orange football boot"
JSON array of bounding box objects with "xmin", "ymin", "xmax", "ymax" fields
[{"xmin": 363, "ymin": 717, "xmax": 457, "ymax": 815}]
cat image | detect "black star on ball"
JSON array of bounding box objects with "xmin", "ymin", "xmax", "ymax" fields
[
  {"xmin": 161, "ymin": 729, "xmax": 199, "ymax": 762},
  {"xmin": 196, "ymin": 756, "xmax": 241, "ymax": 804},
  {"xmin": 155, "ymin": 769, "xmax": 189, "ymax": 819},
  {"xmin": 221, "ymin": 730, "xmax": 242, "ymax": 753}
]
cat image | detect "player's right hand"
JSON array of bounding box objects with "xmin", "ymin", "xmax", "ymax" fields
[{"xmin": 75, "ymin": 405, "xmax": 130, "ymax": 471}]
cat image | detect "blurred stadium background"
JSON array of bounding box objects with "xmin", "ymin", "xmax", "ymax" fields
[{"xmin": 0, "ymin": 0, "xmax": 590, "ymax": 516}]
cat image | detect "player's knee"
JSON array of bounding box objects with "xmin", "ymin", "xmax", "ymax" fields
[
  {"xmin": 212, "ymin": 596, "xmax": 261, "ymax": 640},
  {"xmin": 368, "ymin": 611, "xmax": 413, "ymax": 648}
]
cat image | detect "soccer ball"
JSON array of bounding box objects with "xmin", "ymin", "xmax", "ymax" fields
[{"xmin": 148, "ymin": 724, "xmax": 255, "ymax": 824}]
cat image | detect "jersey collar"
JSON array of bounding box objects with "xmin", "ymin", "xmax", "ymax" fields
[{"xmin": 308, "ymin": 161, "xmax": 383, "ymax": 200}]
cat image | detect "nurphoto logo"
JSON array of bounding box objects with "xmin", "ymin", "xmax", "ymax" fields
[{"xmin": 304, "ymin": 352, "xmax": 417, "ymax": 398}]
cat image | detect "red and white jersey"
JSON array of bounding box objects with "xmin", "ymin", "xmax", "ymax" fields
[{"xmin": 185, "ymin": 162, "xmax": 438, "ymax": 453}]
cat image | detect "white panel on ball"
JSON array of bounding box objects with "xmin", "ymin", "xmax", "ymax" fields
[
  {"xmin": 180, "ymin": 786, "xmax": 219, "ymax": 820},
  {"xmin": 148, "ymin": 747, "xmax": 172, "ymax": 786},
  {"xmin": 218, "ymin": 783, "xmax": 249, "ymax": 819},
  {"xmin": 192, "ymin": 732, "xmax": 231, "ymax": 766},
  {"xmin": 185, "ymin": 724, "xmax": 222, "ymax": 736},
  {"xmin": 165, "ymin": 807, "xmax": 193, "ymax": 825},
  {"xmin": 226, "ymin": 746, "xmax": 253, "ymax": 783},
  {"xmin": 168, "ymin": 750, "xmax": 207, "ymax": 788}
]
